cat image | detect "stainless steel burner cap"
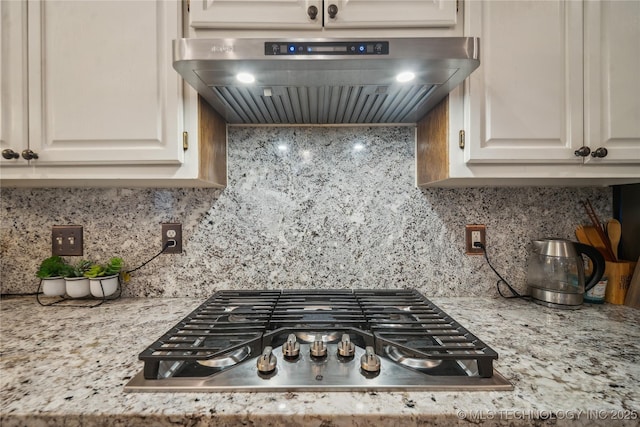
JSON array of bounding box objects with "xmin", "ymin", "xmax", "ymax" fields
[
  {"xmin": 197, "ymin": 346, "xmax": 251, "ymax": 368},
  {"xmin": 385, "ymin": 346, "xmax": 443, "ymax": 369}
]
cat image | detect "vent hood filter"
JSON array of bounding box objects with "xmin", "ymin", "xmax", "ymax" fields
[{"xmin": 173, "ymin": 38, "xmax": 479, "ymax": 125}]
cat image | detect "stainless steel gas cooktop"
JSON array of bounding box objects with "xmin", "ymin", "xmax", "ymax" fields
[{"xmin": 125, "ymin": 289, "xmax": 512, "ymax": 392}]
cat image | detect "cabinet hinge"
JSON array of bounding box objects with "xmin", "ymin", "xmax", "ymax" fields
[
  {"xmin": 183, "ymin": 131, "xmax": 189, "ymax": 151},
  {"xmin": 456, "ymin": 0, "xmax": 459, "ymax": 13},
  {"xmin": 186, "ymin": 0, "xmax": 190, "ymax": 13},
  {"xmin": 458, "ymin": 130, "xmax": 465, "ymax": 149}
]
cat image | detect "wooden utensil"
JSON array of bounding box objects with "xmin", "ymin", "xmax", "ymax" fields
[
  {"xmin": 624, "ymin": 257, "xmax": 640, "ymax": 309},
  {"xmin": 575, "ymin": 225, "xmax": 590, "ymax": 245},
  {"xmin": 606, "ymin": 219, "xmax": 621, "ymax": 261},
  {"xmin": 581, "ymin": 200, "xmax": 616, "ymax": 261},
  {"xmin": 582, "ymin": 225, "xmax": 615, "ymax": 261}
]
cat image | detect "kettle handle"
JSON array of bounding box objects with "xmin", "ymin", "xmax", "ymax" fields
[{"xmin": 575, "ymin": 242, "xmax": 605, "ymax": 292}]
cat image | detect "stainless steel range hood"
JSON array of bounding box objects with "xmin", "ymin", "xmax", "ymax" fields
[{"xmin": 173, "ymin": 37, "xmax": 479, "ymax": 124}]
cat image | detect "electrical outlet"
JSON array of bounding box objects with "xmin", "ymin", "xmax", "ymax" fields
[
  {"xmin": 161, "ymin": 223, "xmax": 182, "ymax": 254},
  {"xmin": 52, "ymin": 225, "xmax": 83, "ymax": 256},
  {"xmin": 465, "ymin": 224, "xmax": 486, "ymax": 255}
]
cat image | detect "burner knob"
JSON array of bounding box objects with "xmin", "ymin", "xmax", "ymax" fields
[
  {"xmin": 257, "ymin": 346, "xmax": 277, "ymax": 373},
  {"xmin": 360, "ymin": 346, "xmax": 381, "ymax": 372},
  {"xmin": 337, "ymin": 334, "xmax": 355, "ymax": 357},
  {"xmin": 282, "ymin": 334, "xmax": 300, "ymax": 358},
  {"xmin": 310, "ymin": 334, "xmax": 327, "ymax": 357}
]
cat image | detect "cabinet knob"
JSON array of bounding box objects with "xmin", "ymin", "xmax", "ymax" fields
[
  {"xmin": 2, "ymin": 149, "xmax": 20, "ymax": 160},
  {"xmin": 328, "ymin": 4, "xmax": 338, "ymax": 19},
  {"xmin": 21, "ymin": 149, "xmax": 39, "ymax": 160},
  {"xmin": 591, "ymin": 147, "xmax": 608, "ymax": 158},
  {"xmin": 307, "ymin": 5, "xmax": 318, "ymax": 20},
  {"xmin": 574, "ymin": 146, "xmax": 591, "ymax": 157}
]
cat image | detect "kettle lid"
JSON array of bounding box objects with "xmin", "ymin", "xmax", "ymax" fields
[{"xmin": 531, "ymin": 238, "xmax": 579, "ymax": 257}]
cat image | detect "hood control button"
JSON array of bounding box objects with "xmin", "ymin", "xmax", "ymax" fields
[
  {"xmin": 361, "ymin": 346, "xmax": 381, "ymax": 372},
  {"xmin": 337, "ymin": 334, "xmax": 355, "ymax": 357}
]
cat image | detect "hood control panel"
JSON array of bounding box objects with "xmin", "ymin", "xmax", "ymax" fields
[{"xmin": 265, "ymin": 41, "xmax": 389, "ymax": 56}]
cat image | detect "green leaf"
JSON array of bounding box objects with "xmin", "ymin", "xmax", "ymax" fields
[{"xmin": 36, "ymin": 256, "xmax": 69, "ymax": 278}]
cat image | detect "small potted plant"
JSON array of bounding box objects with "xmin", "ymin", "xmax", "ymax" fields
[
  {"xmin": 64, "ymin": 259, "xmax": 93, "ymax": 298},
  {"xmin": 37, "ymin": 256, "xmax": 70, "ymax": 296},
  {"xmin": 84, "ymin": 257, "xmax": 124, "ymax": 297}
]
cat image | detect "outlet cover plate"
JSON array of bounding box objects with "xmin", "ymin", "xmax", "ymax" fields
[
  {"xmin": 162, "ymin": 223, "xmax": 182, "ymax": 254},
  {"xmin": 465, "ymin": 224, "xmax": 486, "ymax": 255},
  {"xmin": 52, "ymin": 225, "xmax": 83, "ymax": 256}
]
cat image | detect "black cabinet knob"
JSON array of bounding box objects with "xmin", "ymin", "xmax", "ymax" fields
[
  {"xmin": 307, "ymin": 5, "xmax": 318, "ymax": 20},
  {"xmin": 328, "ymin": 4, "xmax": 338, "ymax": 19},
  {"xmin": 2, "ymin": 149, "xmax": 20, "ymax": 160},
  {"xmin": 574, "ymin": 146, "xmax": 591, "ymax": 157},
  {"xmin": 591, "ymin": 147, "xmax": 608, "ymax": 158},
  {"xmin": 21, "ymin": 149, "xmax": 39, "ymax": 160}
]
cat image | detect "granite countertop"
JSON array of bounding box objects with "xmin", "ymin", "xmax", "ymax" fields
[{"xmin": 1, "ymin": 295, "xmax": 639, "ymax": 426}]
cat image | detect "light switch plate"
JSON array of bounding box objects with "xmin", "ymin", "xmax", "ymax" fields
[{"xmin": 52, "ymin": 225, "xmax": 83, "ymax": 256}]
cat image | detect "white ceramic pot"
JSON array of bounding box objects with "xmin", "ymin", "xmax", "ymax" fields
[
  {"xmin": 41, "ymin": 277, "xmax": 66, "ymax": 296},
  {"xmin": 65, "ymin": 277, "xmax": 90, "ymax": 298},
  {"xmin": 89, "ymin": 274, "xmax": 119, "ymax": 298}
]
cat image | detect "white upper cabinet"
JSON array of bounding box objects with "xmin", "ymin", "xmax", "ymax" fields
[
  {"xmin": 190, "ymin": 0, "xmax": 323, "ymax": 30},
  {"xmin": 26, "ymin": 0, "xmax": 182, "ymax": 165},
  {"xmin": 1, "ymin": 0, "xmax": 226, "ymax": 188},
  {"xmin": 465, "ymin": 0, "xmax": 584, "ymax": 164},
  {"xmin": 417, "ymin": 0, "xmax": 639, "ymax": 187},
  {"xmin": 464, "ymin": 0, "xmax": 640, "ymax": 165},
  {"xmin": 0, "ymin": 0, "xmax": 29, "ymax": 165},
  {"xmin": 189, "ymin": 0, "xmax": 456, "ymax": 30},
  {"xmin": 323, "ymin": 0, "xmax": 456, "ymax": 28},
  {"xmin": 584, "ymin": 0, "xmax": 640, "ymax": 164}
]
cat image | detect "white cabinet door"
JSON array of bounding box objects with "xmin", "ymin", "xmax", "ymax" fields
[
  {"xmin": 465, "ymin": 0, "xmax": 584, "ymax": 164},
  {"xmin": 189, "ymin": 0, "xmax": 323, "ymax": 30},
  {"xmin": 584, "ymin": 0, "xmax": 640, "ymax": 164},
  {"xmin": 0, "ymin": 0, "xmax": 29, "ymax": 166},
  {"xmin": 27, "ymin": 0, "xmax": 182, "ymax": 165},
  {"xmin": 324, "ymin": 0, "xmax": 456, "ymax": 28}
]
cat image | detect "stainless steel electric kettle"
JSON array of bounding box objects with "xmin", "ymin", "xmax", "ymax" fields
[{"xmin": 526, "ymin": 239, "xmax": 605, "ymax": 308}]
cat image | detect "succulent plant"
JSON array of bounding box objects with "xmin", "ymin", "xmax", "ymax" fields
[
  {"xmin": 36, "ymin": 256, "xmax": 71, "ymax": 279},
  {"xmin": 66, "ymin": 259, "xmax": 93, "ymax": 278},
  {"xmin": 83, "ymin": 257, "xmax": 124, "ymax": 278}
]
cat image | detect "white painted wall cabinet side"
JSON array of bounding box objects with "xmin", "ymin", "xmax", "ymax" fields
[
  {"xmin": 26, "ymin": 0, "xmax": 183, "ymax": 165},
  {"xmin": 323, "ymin": 0, "xmax": 456, "ymax": 28},
  {"xmin": 0, "ymin": 0, "xmax": 29, "ymax": 166},
  {"xmin": 584, "ymin": 0, "xmax": 640, "ymax": 164},
  {"xmin": 189, "ymin": 0, "xmax": 323, "ymax": 30},
  {"xmin": 464, "ymin": 0, "xmax": 584, "ymax": 164}
]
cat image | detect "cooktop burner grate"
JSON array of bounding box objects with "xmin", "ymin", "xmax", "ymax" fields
[{"xmin": 138, "ymin": 289, "xmax": 499, "ymax": 381}]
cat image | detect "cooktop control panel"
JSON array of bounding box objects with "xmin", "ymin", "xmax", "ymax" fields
[{"xmin": 265, "ymin": 41, "xmax": 389, "ymax": 56}]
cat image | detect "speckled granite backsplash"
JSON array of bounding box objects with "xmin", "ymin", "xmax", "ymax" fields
[{"xmin": 0, "ymin": 127, "xmax": 611, "ymax": 297}]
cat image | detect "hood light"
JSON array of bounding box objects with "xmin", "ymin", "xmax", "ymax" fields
[
  {"xmin": 236, "ymin": 72, "xmax": 255, "ymax": 84},
  {"xmin": 396, "ymin": 71, "xmax": 415, "ymax": 83}
]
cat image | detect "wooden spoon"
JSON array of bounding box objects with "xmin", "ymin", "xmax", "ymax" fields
[
  {"xmin": 575, "ymin": 225, "xmax": 590, "ymax": 245},
  {"xmin": 582, "ymin": 225, "xmax": 615, "ymax": 261},
  {"xmin": 607, "ymin": 219, "xmax": 621, "ymax": 261}
]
